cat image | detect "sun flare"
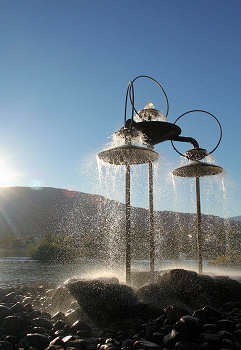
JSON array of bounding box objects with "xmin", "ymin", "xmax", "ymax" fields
[{"xmin": 0, "ymin": 159, "xmax": 19, "ymax": 186}]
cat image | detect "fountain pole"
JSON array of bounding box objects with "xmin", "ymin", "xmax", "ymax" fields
[
  {"xmin": 196, "ymin": 176, "xmax": 203, "ymax": 273},
  {"xmin": 125, "ymin": 164, "xmax": 131, "ymax": 284},
  {"xmin": 149, "ymin": 161, "xmax": 155, "ymax": 282}
]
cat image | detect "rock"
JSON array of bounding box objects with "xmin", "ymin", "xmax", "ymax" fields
[
  {"xmin": 67, "ymin": 279, "xmax": 138, "ymax": 325},
  {"xmin": 216, "ymin": 319, "xmax": 235, "ymax": 332},
  {"xmin": 1, "ymin": 315, "xmax": 27, "ymax": 335},
  {"xmin": 173, "ymin": 315, "xmax": 201, "ymax": 337},
  {"xmin": 32, "ymin": 317, "xmax": 53, "ymax": 329},
  {"xmin": 163, "ymin": 329, "xmax": 181, "ymax": 347},
  {"xmin": 133, "ymin": 340, "xmax": 161, "ymax": 350},
  {"xmin": 71, "ymin": 320, "xmax": 92, "ymax": 337},
  {"xmin": 51, "ymin": 286, "xmax": 74, "ymax": 314},
  {"xmin": 52, "ymin": 312, "xmax": 66, "ymax": 322},
  {"xmin": 9, "ymin": 302, "xmax": 24, "ymax": 313},
  {"xmin": 0, "ymin": 305, "xmax": 10, "ymax": 319},
  {"xmin": 0, "ymin": 341, "xmax": 14, "ymax": 350},
  {"xmin": 202, "ymin": 323, "xmax": 217, "ymax": 333},
  {"xmin": 137, "ymin": 269, "xmax": 241, "ymax": 311},
  {"xmin": 164, "ymin": 305, "xmax": 190, "ymax": 324},
  {"xmin": 63, "ymin": 338, "xmax": 87, "ymax": 350},
  {"xmin": 21, "ymin": 333, "xmax": 50, "ymax": 349},
  {"xmin": 174, "ymin": 340, "xmax": 199, "ymax": 350}
]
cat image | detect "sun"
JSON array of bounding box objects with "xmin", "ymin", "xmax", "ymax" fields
[{"xmin": 0, "ymin": 159, "xmax": 19, "ymax": 186}]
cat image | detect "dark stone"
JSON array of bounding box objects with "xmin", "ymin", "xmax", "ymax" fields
[
  {"xmin": 202, "ymin": 323, "xmax": 217, "ymax": 333},
  {"xmin": 216, "ymin": 319, "xmax": 235, "ymax": 332},
  {"xmin": 201, "ymin": 333, "xmax": 220, "ymax": 347},
  {"xmin": 0, "ymin": 341, "xmax": 14, "ymax": 350},
  {"xmin": 32, "ymin": 317, "xmax": 53, "ymax": 329},
  {"xmin": 67, "ymin": 279, "xmax": 138, "ymax": 325},
  {"xmin": 174, "ymin": 340, "xmax": 199, "ymax": 349},
  {"xmin": 173, "ymin": 315, "xmax": 201, "ymax": 337},
  {"xmin": 137, "ymin": 269, "xmax": 241, "ymax": 311},
  {"xmin": 21, "ymin": 333, "xmax": 50, "ymax": 349},
  {"xmin": 0, "ymin": 305, "xmax": 10, "ymax": 319},
  {"xmin": 52, "ymin": 312, "xmax": 66, "ymax": 322},
  {"xmin": 133, "ymin": 340, "xmax": 161, "ymax": 350},
  {"xmin": 63, "ymin": 339, "xmax": 87, "ymax": 350},
  {"xmin": 164, "ymin": 305, "xmax": 190, "ymax": 323},
  {"xmin": 9, "ymin": 302, "xmax": 24, "ymax": 313},
  {"xmin": 3, "ymin": 292, "xmax": 19, "ymax": 304},
  {"xmin": 49, "ymin": 337, "xmax": 64, "ymax": 346},
  {"xmin": 53, "ymin": 320, "xmax": 67, "ymax": 331},
  {"xmin": 217, "ymin": 330, "xmax": 233, "ymax": 340},
  {"xmin": 71, "ymin": 320, "xmax": 92, "ymax": 337},
  {"xmin": 220, "ymin": 337, "xmax": 234, "ymax": 348},
  {"xmin": 163, "ymin": 329, "xmax": 181, "ymax": 347},
  {"xmin": 1, "ymin": 315, "xmax": 27, "ymax": 335}
]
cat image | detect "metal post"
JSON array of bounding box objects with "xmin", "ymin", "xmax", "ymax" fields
[
  {"xmin": 196, "ymin": 176, "xmax": 203, "ymax": 273},
  {"xmin": 149, "ymin": 162, "xmax": 155, "ymax": 282},
  {"xmin": 125, "ymin": 164, "xmax": 131, "ymax": 284}
]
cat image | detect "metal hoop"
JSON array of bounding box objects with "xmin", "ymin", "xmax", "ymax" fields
[
  {"xmin": 171, "ymin": 109, "xmax": 223, "ymax": 157},
  {"xmin": 124, "ymin": 75, "xmax": 169, "ymax": 125}
]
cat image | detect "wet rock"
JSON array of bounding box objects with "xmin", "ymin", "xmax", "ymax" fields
[
  {"xmin": 21, "ymin": 333, "xmax": 50, "ymax": 349},
  {"xmin": 133, "ymin": 339, "xmax": 161, "ymax": 350},
  {"xmin": 49, "ymin": 336, "xmax": 64, "ymax": 346},
  {"xmin": 164, "ymin": 305, "xmax": 190, "ymax": 324},
  {"xmin": 216, "ymin": 319, "xmax": 235, "ymax": 332},
  {"xmin": 202, "ymin": 323, "xmax": 217, "ymax": 333},
  {"xmin": 138, "ymin": 269, "xmax": 241, "ymax": 311},
  {"xmin": 193, "ymin": 306, "xmax": 222, "ymax": 323},
  {"xmin": 67, "ymin": 279, "xmax": 138, "ymax": 325},
  {"xmin": 51, "ymin": 286, "xmax": 74, "ymax": 314},
  {"xmin": 163, "ymin": 329, "xmax": 181, "ymax": 347},
  {"xmin": 0, "ymin": 305, "xmax": 10, "ymax": 319},
  {"xmin": 71, "ymin": 320, "xmax": 92, "ymax": 337},
  {"xmin": 2, "ymin": 292, "xmax": 19, "ymax": 304},
  {"xmin": 0, "ymin": 341, "xmax": 14, "ymax": 350},
  {"xmin": 32, "ymin": 317, "xmax": 53, "ymax": 329},
  {"xmin": 52, "ymin": 312, "xmax": 66, "ymax": 322},
  {"xmin": 1, "ymin": 315, "xmax": 27, "ymax": 335},
  {"xmin": 174, "ymin": 340, "xmax": 199, "ymax": 350},
  {"xmin": 64, "ymin": 338, "xmax": 87, "ymax": 350},
  {"xmin": 9, "ymin": 302, "xmax": 24, "ymax": 313},
  {"xmin": 174, "ymin": 315, "xmax": 201, "ymax": 337}
]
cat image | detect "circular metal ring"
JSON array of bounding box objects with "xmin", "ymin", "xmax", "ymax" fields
[
  {"xmin": 171, "ymin": 109, "xmax": 222, "ymax": 157},
  {"xmin": 124, "ymin": 75, "xmax": 169, "ymax": 125}
]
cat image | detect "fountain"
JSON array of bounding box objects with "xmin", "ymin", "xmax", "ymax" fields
[
  {"xmin": 172, "ymin": 110, "xmax": 223, "ymax": 273},
  {"xmin": 98, "ymin": 75, "xmax": 215, "ymax": 284}
]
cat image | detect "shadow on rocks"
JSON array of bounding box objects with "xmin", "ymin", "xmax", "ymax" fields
[
  {"xmin": 66, "ymin": 277, "xmax": 159, "ymax": 328},
  {"xmin": 137, "ymin": 269, "xmax": 241, "ymax": 311}
]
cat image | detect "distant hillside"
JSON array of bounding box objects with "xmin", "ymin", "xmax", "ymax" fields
[
  {"xmin": 0, "ymin": 186, "xmax": 240, "ymax": 259},
  {"xmin": 230, "ymin": 216, "xmax": 241, "ymax": 222}
]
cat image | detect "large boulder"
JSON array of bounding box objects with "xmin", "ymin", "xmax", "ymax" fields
[
  {"xmin": 137, "ymin": 269, "xmax": 241, "ymax": 310},
  {"xmin": 66, "ymin": 278, "xmax": 139, "ymax": 325}
]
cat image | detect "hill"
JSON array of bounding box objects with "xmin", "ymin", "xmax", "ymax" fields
[
  {"xmin": 229, "ymin": 216, "xmax": 241, "ymax": 222},
  {"xmin": 0, "ymin": 186, "xmax": 240, "ymax": 259}
]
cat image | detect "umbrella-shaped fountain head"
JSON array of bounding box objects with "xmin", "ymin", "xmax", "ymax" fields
[
  {"xmin": 172, "ymin": 161, "xmax": 223, "ymax": 178},
  {"xmin": 98, "ymin": 143, "xmax": 159, "ymax": 165}
]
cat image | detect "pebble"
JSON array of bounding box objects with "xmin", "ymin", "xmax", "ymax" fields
[{"xmin": 0, "ymin": 275, "xmax": 239, "ymax": 350}]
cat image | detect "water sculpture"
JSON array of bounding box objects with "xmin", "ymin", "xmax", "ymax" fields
[
  {"xmin": 97, "ymin": 75, "xmax": 223, "ymax": 284},
  {"xmin": 172, "ymin": 110, "xmax": 223, "ymax": 273}
]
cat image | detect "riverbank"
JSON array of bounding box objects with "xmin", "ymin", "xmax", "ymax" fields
[{"xmin": 0, "ymin": 270, "xmax": 240, "ymax": 350}]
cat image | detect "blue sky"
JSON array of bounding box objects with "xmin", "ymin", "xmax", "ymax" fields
[{"xmin": 0, "ymin": 0, "xmax": 240, "ymax": 217}]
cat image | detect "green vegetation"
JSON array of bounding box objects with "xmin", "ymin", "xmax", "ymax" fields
[
  {"xmin": 210, "ymin": 254, "xmax": 241, "ymax": 265},
  {"xmin": 29, "ymin": 234, "xmax": 79, "ymax": 262}
]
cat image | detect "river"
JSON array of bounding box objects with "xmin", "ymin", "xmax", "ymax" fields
[{"xmin": 0, "ymin": 257, "xmax": 240, "ymax": 287}]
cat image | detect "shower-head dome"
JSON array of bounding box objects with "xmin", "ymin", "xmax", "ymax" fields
[
  {"xmin": 98, "ymin": 144, "xmax": 159, "ymax": 165},
  {"xmin": 172, "ymin": 161, "xmax": 223, "ymax": 178}
]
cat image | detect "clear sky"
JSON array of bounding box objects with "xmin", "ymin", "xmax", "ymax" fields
[{"xmin": 0, "ymin": 0, "xmax": 240, "ymax": 217}]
